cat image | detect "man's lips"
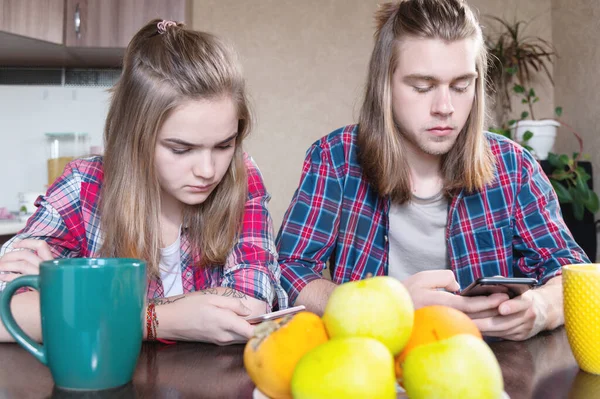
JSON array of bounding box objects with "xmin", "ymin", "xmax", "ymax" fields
[{"xmin": 427, "ymin": 126, "xmax": 454, "ymax": 136}]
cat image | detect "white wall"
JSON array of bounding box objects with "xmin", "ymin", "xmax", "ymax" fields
[{"xmin": 0, "ymin": 86, "xmax": 110, "ymax": 211}]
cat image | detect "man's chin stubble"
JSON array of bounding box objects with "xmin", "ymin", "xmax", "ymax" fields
[{"xmin": 424, "ymin": 136, "xmax": 455, "ymax": 152}]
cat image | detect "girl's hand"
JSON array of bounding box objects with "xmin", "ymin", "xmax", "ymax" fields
[
  {"xmin": 0, "ymin": 240, "xmax": 54, "ymax": 282},
  {"xmin": 152, "ymin": 292, "xmax": 255, "ymax": 345}
]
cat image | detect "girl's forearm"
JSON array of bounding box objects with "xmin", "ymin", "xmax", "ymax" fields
[{"xmin": 0, "ymin": 291, "xmax": 42, "ymax": 342}]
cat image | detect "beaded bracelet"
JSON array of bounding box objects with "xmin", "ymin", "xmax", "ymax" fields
[
  {"xmin": 146, "ymin": 303, "xmax": 158, "ymax": 341},
  {"xmin": 146, "ymin": 303, "xmax": 176, "ymax": 344}
]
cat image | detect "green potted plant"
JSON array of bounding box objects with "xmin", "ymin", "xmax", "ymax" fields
[
  {"xmin": 490, "ymin": 83, "xmax": 598, "ymax": 222},
  {"xmin": 546, "ymin": 126, "xmax": 599, "ymax": 221},
  {"xmin": 508, "ymin": 84, "xmax": 561, "ymax": 160},
  {"xmin": 485, "ymin": 15, "xmax": 597, "ymax": 261},
  {"xmin": 485, "ymin": 16, "xmax": 560, "ymax": 160},
  {"xmin": 545, "ymin": 129, "xmax": 599, "ymax": 261},
  {"xmin": 485, "ymin": 16, "xmax": 556, "ymax": 118}
]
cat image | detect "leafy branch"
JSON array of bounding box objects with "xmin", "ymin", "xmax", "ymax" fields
[
  {"xmin": 546, "ymin": 119, "xmax": 599, "ymax": 220},
  {"xmin": 485, "ymin": 16, "xmax": 557, "ymax": 117}
]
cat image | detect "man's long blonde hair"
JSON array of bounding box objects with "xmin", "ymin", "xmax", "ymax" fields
[
  {"xmin": 99, "ymin": 20, "xmax": 251, "ymax": 277},
  {"xmin": 358, "ymin": 0, "xmax": 494, "ymax": 203}
]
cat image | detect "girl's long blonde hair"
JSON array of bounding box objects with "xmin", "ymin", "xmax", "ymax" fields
[
  {"xmin": 100, "ymin": 20, "xmax": 251, "ymax": 277},
  {"xmin": 358, "ymin": 0, "xmax": 494, "ymax": 203}
]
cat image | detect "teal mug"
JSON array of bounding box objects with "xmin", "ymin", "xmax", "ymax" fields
[{"xmin": 0, "ymin": 258, "xmax": 146, "ymax": 391}]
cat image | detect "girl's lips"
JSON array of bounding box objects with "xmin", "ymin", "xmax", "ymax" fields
[{"xmin": 187, "ymin": 184, "xmax": 213, "ymax": 193}]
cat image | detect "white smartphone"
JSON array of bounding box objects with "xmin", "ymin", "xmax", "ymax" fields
[{"xmin": 244, "ymin": 305, "xmax": 306, "ymax": 325}]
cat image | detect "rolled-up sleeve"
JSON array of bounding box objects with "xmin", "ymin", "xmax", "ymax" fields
[
  {"xmin": 276, "ymin": 142, "xmax": 343, "ymax": 305},
  {"xmin": 0, "ymin": 165, "xmax": 83, "ymax": 292}
]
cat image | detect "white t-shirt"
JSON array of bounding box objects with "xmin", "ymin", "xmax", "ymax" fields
[
  {"xmin": 388, "ymin": 192, "xmax": 450, "ymax": 281},
  {"xmin": 159, "ymin": 231, "xmax": 183, "ymax": 297}
]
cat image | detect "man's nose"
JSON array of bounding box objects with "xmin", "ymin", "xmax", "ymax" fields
[{"xmin": 431, "ymin": 86, "xmax": 454, "ymax": 117}]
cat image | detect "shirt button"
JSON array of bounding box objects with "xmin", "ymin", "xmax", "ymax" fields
[
  {"xmin": 384, "ymin": 235, "xmax": 389, "ymax": 242},
  {"xmin": 186, "ymin": 271, "xmax": 192, "ymax": 277}
]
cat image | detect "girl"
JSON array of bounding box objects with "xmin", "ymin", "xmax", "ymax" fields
[{"xmin": 0, "ymin": 19, "xmax": 287, "ymax": 344}]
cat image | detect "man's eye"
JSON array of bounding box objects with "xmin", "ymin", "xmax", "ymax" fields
[
  {"xmin": 452, "ymin": 80, "xmax": 472, "ymax": 93},
  {"xmin": 217, "ymin": 144, "xmax": 233, "ymax": 150},
  {"xmin": 413, "ymin": 86, "xmax": 433, "ymax": 93},
  {"xmin": 452, "ymin": 85, "xmax": 469, "ymax": 93}
]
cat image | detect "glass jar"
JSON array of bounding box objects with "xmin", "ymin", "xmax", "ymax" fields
[{"xmin": 46, "ymin": 132, "xmax": 89, "ymax": 186}]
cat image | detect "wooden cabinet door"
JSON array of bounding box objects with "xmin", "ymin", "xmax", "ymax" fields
[
  {"xmin": 64, "ymin": 0, "xmax": 188, "ymax": 48},
  {"xmin": 0, "ymin": 0, "xmax": 64, "ymax": 44}
]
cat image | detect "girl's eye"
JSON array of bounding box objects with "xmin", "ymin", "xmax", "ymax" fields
[
  {"xmin": 171, "ymin": 148, "xmax": 190, "ymax": 155},
  {"xmin": 413, "ymin": 86, "xmax": 433, "ymax": 93},
  {"xmin": 217, "ymin": 143, "xmax": 234, "ymax": 150}
]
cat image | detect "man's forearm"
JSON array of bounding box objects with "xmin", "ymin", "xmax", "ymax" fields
[
  {"xmin": 535, "ymin": 275, "xmax": 563, "ymax": 331},
  {"xmin": 0, "ymin": 291, "xmax": 41, "ymax": 342},
  {"xmin": 295, "ymin": 279, "xmax": 337, "ymax": 316}
]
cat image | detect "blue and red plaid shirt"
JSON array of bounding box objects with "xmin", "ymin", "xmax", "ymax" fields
[
  {"xmin": 276, "ymin": 125, "xmax": 589, "ymax": 304},
  {"xmin": 1, "ymin": 154, "xmax": 288, "ymax": 310}
]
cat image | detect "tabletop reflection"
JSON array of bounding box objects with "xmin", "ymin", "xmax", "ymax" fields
[{"xmin": 0, "ymin": 327, "xmax": 594, "ymax": 399}]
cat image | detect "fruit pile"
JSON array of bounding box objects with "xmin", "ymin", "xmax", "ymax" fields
[{"xmin": 244, "ymin": 276, "xmax": 504, "ymax": 399}]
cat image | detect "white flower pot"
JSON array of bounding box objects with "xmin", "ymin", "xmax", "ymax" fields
[{"xmin": 511, "ymin": 119, "xmax": 560, "ymax": 160}]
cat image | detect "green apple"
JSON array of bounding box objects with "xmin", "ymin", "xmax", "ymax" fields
[
  {"xmin": 291, "ymin": 337, "xmax": 396, "ymax": 399},
  {"xmin": 322, "ymin": 276, "xmax": 414, "ymax": 355},
  {"xmin": 403, "ymin": 334, "xmax": 504, "ymax": 399}
]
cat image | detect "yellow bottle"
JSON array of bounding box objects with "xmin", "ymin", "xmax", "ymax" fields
[{"xmin": 46, "ymin": 132, "xmax": 88, "ymax": 186}]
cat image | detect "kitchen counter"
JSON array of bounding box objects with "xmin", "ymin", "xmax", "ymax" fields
[{"xmin": 0, "ymin": 220, "xmax": 26, "ymax": 236}]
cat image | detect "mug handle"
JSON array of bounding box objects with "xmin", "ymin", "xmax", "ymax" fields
[{"xmin": 0, "ymin": 275, "xmax": 47, "ymax": 365}]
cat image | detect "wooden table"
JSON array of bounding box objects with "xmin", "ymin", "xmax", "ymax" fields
[{"xmin": 0, "ymin": 327, "xmax": 598, "ymax": 398}]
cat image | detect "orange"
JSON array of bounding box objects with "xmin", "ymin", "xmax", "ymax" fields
[
  {"xmin": 244, "ymin": 311, "xmax": 329, "ymax": 399},
  {"xmin": 395, "ymin": 305, "xmax": 482, "ymax": 381}
]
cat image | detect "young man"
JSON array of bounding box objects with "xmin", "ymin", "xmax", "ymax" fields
[{"xmin": 276, "ymin": 0, "xmax": 588, "ymax": 341}]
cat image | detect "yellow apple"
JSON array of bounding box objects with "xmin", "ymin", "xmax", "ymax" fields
[
  {"xmin": 322, "ymin": 276, "xmax": 414, "ymax": 355},
  {"xmin": 403, "ymin": 334, "xmax": 504, "ymax": 399},
  {"xmin": 290, "ymin": 337, "xmax": 396, "ymax": 399}
]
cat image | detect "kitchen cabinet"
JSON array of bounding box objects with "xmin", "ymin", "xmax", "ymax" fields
[
  {"xmin": 64, "ymin": 0, "xmax": 188, "ymax": 48},
  {"xmin": 0, "ymin": 0, "xmax": 190, "ymax": 67},
  {"xmin": 0, "ymin": 0, "xmax": 64, "ymax": 44}
]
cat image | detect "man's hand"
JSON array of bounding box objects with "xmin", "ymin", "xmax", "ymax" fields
[
  {"xmin": 472, "ymin": 276, "xmax": 563, "ymax": 341},
  {"xmin": 401, "ymin": 270, "xmax": 509, "ymax": 315},
  {"xmin": 295, "ymin": 279, "xmax": 337, "ymax": 316},
  {"xmin": 0, "ymin": 240, "xmax": 54, "ymax": 282},
  {"xmin": 472, "ymin": 290, "xmax": 542, "ymax": 340}
]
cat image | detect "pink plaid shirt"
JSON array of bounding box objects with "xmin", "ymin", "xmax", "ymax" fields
[{"xmin": 0, "ymin": 154, "xmax": 287, "ymax": 309}]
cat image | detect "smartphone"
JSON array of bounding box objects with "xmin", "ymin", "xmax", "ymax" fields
[
  {"xmin": 244, "ymin": 305, "xmax": 306, "ymax": 325},
  {"xmin": 460, "ymin": 277, "xmax": 538, "ymax": 298}
]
